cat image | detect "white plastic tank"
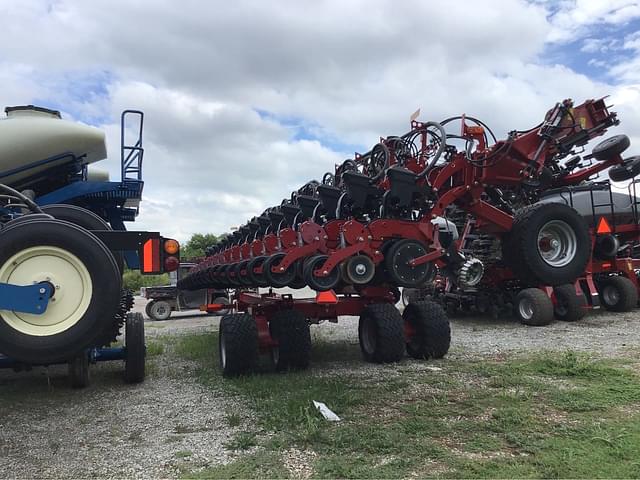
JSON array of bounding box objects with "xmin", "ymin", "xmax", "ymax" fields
[{"xmin": 0, "ymin": 105, "xmax": 107, "ymax": 186}]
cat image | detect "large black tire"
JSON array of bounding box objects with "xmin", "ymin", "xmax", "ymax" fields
[
  {"xmin": 402, "ymin": 301, "xmax": 451, "ymax": 359},
  {"xmin": 592, "ymin": 134, "xmax": 630, "ymax": 161},
  {"xmin": 358, "ymin": 303, "xmax": 405, "ymax": 363},
  {"xmin": 0, "ymin": 219, "xmax": 121, "ymax": 364},
  {"xmin": 68, "ymin": 352, "xmax": 90, "ymax": 389},
  {"xmin": 269, "ymin": 309, "xmax": 311, "ymax": 371},
  {"xmin": 148, "ymin": 300, "xmax": 172, "ymax": 321},
  {"xmin": 124, "ymin": 312, "xmax": 145, "ymax": 384},
  {"xmin": 145, "ymin": 301, "xmax": 155, "ymax": 319},
  {"xmin": 219, "ymin": 313, "xmax": 259, "ymax": 377},
  {"xmin": 597, "ymin": 276, "xmax": 638, "ymax": 312},
  {"xmin": 40, "ymin": 204, "xmax": 125, "ymax": 274},
  {"xmin": 514, "ymin": 288, "xmax": 554, "ymax": 326},
  {"xmin": 502, "ymin": 203, "xmax": 590, "ymax": 286},
  {"xmin": 553, "ymin": 284, "xmax": 587, "ymax": 322}
]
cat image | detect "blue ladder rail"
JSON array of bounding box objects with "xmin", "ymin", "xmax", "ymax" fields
[{"xmin": 121, "ymin": 110, "xmax": 144, "ymax": 181}]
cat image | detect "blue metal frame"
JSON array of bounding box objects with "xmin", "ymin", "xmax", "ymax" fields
[
  {"xmin": 0, "ymin": 282, "xmax": 52, "ymax": 314},
  {"xmin": 0, "ymin": 345, "xmax": 133, "ymax": 368}
]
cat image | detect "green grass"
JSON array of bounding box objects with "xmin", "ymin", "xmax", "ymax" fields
[{"xmin": 174, "ymin": 333, "xmax": 640, "ymax": 479}]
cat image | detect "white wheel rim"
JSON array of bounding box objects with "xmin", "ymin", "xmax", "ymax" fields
[
  {"xmin": 0, "ymin": 246, "xmax": 93, "ymax": 336},
  {"xmin": 519, "ymin": 298, "xmax": 534, "ymax": 320},
  {"xmin": 537, "ymin": 220, "xmax": 577, "ymax": 268}
]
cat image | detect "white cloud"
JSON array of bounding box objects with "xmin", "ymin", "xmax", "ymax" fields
[{"xmin": 1, "ymin": 0, "xmax": 640, "ymax": 242}]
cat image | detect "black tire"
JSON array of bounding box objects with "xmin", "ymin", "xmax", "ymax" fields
[
  {"xmin": 219, "ymin": 313, "xmax": 258, "ymax": 377},
  {"xmin": 592, "ymin": 134, "xmax": 630, "ymax": 161},
  {"xmin": 68, "ymin": 352, "xmax": 90, "ymax": 389},
  {"xmin": 358, "ymin": 303, "xmax": 405, "ymax": 363},
  {"xmin": 403, "ymin": 301, "xmax": 451, "ymax": 359},
  {"xmin": 145, "ymin": 301, "xmax": 155, "ymax": 319},
  {"xmin": 0, "ymin": 219, "xmax": 121, "ymax": 364},
  {"xmin": 594, "ymin": 234, "xmax": 620, "ymax": 260},
  {"xmin": 40, "ymin": 204, "xmax": 125, "ymax": 274},
  {"xmin": 269, "ymin": 309, "xmax": 311, "ymax": 371},
  {"xmin": 598, "ymin": 276, "xmax": 638, "ymax": 312},
  {"xmin": 148, "ymin": 300, "xmax": 172, "ymax": 321},
  {"xmin": 124, "ymin": 312, "xmax": 145, "ymax": 383},
  {"xmin": 502, "ymin": 203, "xmax": 590, "ymax": 286},
  {"xmin": 385, "ymin": 239, "xmax": 431, "ymax": 288},
  {"xmin": 514, "ymin": 288, "xmax": 554, "ymax": 326},
  {"xmin": 263, "ymin": 253, "xmax": 296, "ymax": 288},
  {"xmin": 609, "ymin": 156, "xmax": 640, "ymax": 182},
  {"xmin": 345, "ymin": 254, "xmax": 376, "ymax": 285},
  {"xmin": 553, "ymin": 284, "xmax": 587, "ymax": 322},
  {"xmin": 303, "ymin": 255, "xmax": 340, "ymax": 291}
]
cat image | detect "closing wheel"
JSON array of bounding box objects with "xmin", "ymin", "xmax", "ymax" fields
[
  {"xmin": 597, "ymin": 276, "xmax": 638, "ymax": 312},
  {"xmin": 514, "ymin": 288, "xmax": 554, "ymax": 326},
  {"xmin": 287, "ymin": 260, "xmax": 307, "ymax": 289},
  {"xmin": 219, "ymin": 313, "xmax": 258, "ymax": 377},
  {"xmin": 263, "ymin": 253, "xmax": 296, "ymax": 288},
  {"xmin": 385, "ymin": 239, "xmax": 431, "ymax": 288},
  {"xmin": 124, "ymin": 312, "xmax": 145, "ymax": 384},
  {"xmin": 68, "ymin": 352, "xmax": 90, "ymax": 389},
  {"xmin": 553, "ymin": 284, "xmax": 587, "ymax": 322},
  {"xmin": 0, "ymin": 219, "xmax": 121, "ymax": 364},
  {"xmin": 609, "ymin": 156, "xmax": 640, "ymax": 182},
  {"xmin": 358, "ymin": 303, "xmax": 405, "ymax": 363},
  {"xmin": 345, "ymin": 254, "xmax": 376, "ymax": 285},
  {"xmin": 148, "ymin": 300, "xmax": 172, "ymax": 321},
  {"xmin": 247, "ymin": 256, "xmax": 269, "ymax": 288},
  {"xmin": 592, "ymin": 134, "xmax": 630, "ymax": 161},
  {"xmin": 235, "ymin": 260, "xmax": 252, "ymax": 287},
  {"xmin": 502, "ymin": 203, "xmax": 589, "ymax": 286},
  {"xmin": 403, "ymin": 301, "xmax": 451, "ymax": 359},
  {"xmin": 269, "ymin": 309, "xmax": 311, "ymax": 371},
  {"xmin": 303, "ymin": 255, "xmax": 340, "ymax": 291}
]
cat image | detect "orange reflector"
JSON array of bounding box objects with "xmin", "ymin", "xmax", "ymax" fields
[
  {"xmin": 142, "ymin": 238, "xmax": 161, "ymax": 273},
  {"xmin": 164, "ymin": 239, "xmax": 180, "ymax": 255},
  {"xmin": 597, "ymin": 217, "xmax": 612, "ymax": 234},
  {"xmin": 316, "ymin": 290, "xmax": 338, "ymax": 304}
]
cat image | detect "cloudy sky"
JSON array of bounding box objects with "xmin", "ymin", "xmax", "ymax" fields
[{"xmin": 2, "ymin": 0, "xmax": 640, "ymax": 241}]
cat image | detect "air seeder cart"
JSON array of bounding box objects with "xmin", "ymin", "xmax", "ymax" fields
[{"xmin": 0, "ymin": 106, "xmax": 179, "ymax": 387}]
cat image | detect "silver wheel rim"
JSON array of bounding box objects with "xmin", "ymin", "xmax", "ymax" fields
[
  {"xmin": 537, "ymin": 220, "xmax": 577, "ymax": 268},
  {"xmin": 603, "ymin": 285, "xmax": 620, "ymax": 305},
  {"xmin": 220, "ymin": 331, "xmax": 227, "ymax": 368},
  {"xmin": 152, "ymin": 302, "xmax": 170, "ymax": 319},
  {"xmin": 519, "ymin": 298, "xmax": 534, "ymax": 320}
]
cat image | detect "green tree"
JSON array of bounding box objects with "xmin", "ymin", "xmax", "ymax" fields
[{"xmin": 181, "ymin": 233, "xmax": 219, "ymax": 259}]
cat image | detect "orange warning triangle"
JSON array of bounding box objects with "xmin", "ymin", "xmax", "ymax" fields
[
  {"xmin": 597, "ymin": 216, "xmax": 612, "ymax": 234},
  {"xmin": 316, "ymin": 290, "xmax": 338, "ymax": 304}
]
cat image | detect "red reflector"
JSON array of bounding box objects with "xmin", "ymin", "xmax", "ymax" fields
[
  {"xmin": 164, "ymin": 256, "xmax": 180, "ymax": 272},
  {"xmin": 597, "ymin": 217, "xmax": 612, "ymax": 234},
  {"xmin": 142, "ymin": 238, "xmax": 160, "ymax": 273},
  {"xmin": 602, "ymin": 262, "xmax": 612, "ymax": 269},
  {"xmin": 316, "ymin": 290, "xmax": 338, "ymax": 304}
]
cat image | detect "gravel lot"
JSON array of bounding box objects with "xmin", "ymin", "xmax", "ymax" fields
[{"xmin": 1, "ymin": 292, "xmax": 639, "ymax": 478}]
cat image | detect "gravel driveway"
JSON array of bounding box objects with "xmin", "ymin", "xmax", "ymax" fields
[{"xmin": 1, "ymin": 293, "xmax": 639, "ymax": 478}]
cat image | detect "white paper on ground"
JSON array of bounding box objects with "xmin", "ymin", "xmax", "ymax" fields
[{"xmin": 312, "ymin": 400, "xmax": 341, "ymax": 422}]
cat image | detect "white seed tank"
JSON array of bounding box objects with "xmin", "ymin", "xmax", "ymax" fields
[{"xmin": 0, "ymin": 105, "xmax": 107, "ymax": 186}]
